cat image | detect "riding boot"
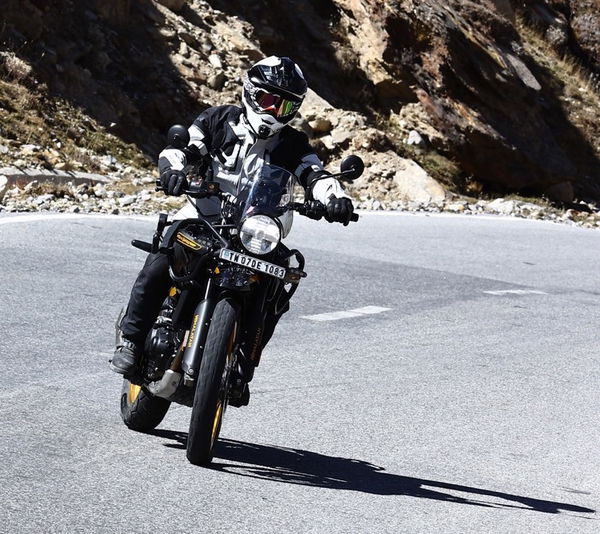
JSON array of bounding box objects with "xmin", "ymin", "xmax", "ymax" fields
[{"xmin": 110, "ymin": 252, "xmax": 172, "ymax": 374}]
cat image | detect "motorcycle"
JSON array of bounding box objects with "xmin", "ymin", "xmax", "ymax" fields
[{"xmin": 118, "ymin": 125, "xmax": 363, "ymax": 465}]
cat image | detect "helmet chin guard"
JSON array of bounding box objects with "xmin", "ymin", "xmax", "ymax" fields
[
  {"xmin": 243, "ymin": 99, "xmax": 286, "ymax": 138},
  {"xmin": 241, "ymin": 56, "xmax": 307, "ymax": 138}
]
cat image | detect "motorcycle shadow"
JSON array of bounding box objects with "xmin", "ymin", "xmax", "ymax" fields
[{"xmin": 151, "ymin": 430, "xmax": 594, "ymax": 516}]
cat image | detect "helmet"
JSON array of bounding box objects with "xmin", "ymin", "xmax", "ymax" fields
[{"xmin": 242, "ymin": 56, "xmax": 308, "ymax": 138}]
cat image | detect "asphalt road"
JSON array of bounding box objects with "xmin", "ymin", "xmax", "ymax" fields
[{"xmin": 0, "ymin": 211, "xmax": 598, "ymax": 533}]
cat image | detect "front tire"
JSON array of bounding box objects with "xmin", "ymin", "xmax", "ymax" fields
[
  {"xmin": 120, "ymin": 379, "xmax": 171, "ymax": 432},
  {"xmin": 186, "ymin": 299, "xmax": 237, "ymax": 465}
]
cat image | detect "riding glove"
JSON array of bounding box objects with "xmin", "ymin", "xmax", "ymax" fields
[
  {"xmin": 160, "ymin": 169, "xmax": 188, "ymax": 196},
  {"xmin": 326, "ymin": 196, "xmax": 354, "ymax": 226}
]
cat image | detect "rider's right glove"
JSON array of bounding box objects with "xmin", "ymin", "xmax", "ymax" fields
[
  {"xmin": 160, "ymin": 169, "xmax": 188, "ymax": 196},
  {"xmin": 325, "ymin": 196, "xmax": 354, "ymax": 226}
]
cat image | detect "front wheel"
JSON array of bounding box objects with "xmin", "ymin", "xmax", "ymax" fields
[
  {"xmin": 120, "ymin": 379, "xmax": 171, "ymax": 432},
  {"xmin": 186, "ymin": 299, "xmax": 237, "ymax": 465}
]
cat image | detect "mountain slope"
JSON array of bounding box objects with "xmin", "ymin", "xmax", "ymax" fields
[{"xmin": 1, "ymin": 0, "xmax": 598, "ymax": 205}]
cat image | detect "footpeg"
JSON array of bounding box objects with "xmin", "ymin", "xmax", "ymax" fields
[{"xmin": 229, "ymin": 378, "xmax": 250, "ymax": 407}]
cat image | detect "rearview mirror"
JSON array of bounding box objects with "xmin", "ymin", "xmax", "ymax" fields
[
  {"xmin": 340, "ymin": 155, "xmax": 364, "ymax": 181},
  {"xmin": 167, "ymin": 124, "xmax": 190, "ymax": 149}
]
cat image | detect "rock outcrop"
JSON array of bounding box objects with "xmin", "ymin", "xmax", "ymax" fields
[
  {"xmin": 1, "ymin": 0, "xmax": 599, "ymax": 205},
  {"xmin": 233, "ymin": 0, "xmax": 599, "ymax": 199}
]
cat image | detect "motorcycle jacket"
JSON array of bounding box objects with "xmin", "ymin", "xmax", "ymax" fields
[{"xmin": 158, "ymin": 105, "xmax": 350, "ymax": 219}]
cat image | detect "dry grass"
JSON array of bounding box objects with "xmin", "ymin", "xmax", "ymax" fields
[
  {"xmin": 0, "ymin": 76, "xmax": 152, "ymax": 172},
  {"xmin": 0, "ymin": 41, "xmax": 152, "ymax": 173},
  {"xmin": 516, "ymin": 17, "xmax": 600, "ymax": 156},
  {"xmin": 0, "ymin": 51, "xmax": 32, "ymax": 82}
]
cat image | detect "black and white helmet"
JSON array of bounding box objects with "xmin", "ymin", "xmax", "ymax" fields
[{"xmin": 242, "ymin": 56, "xmax": 308, "ymax": 138}]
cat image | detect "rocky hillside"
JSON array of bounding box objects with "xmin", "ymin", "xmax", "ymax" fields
[{"xmin": 1, "ymin": 0, "xmax": 599, "ymax": 217}]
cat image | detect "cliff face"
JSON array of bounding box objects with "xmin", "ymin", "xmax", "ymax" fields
[
  {"xmin": 221, "ymin": 0, "xmax": 599, "ymax": 199},
  {"xmin": 1, "ymin": 0, "xmax": 599, "ymax": 202}
]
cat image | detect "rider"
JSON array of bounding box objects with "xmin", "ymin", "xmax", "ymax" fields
[{"xmin": 110, "ymin": 56, "xmax": 355, "ymax": 385}]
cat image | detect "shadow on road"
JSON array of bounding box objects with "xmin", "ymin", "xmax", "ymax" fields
[{"xmin": 150, "ymin": 430, "xmax": 594, "ymax": 516}]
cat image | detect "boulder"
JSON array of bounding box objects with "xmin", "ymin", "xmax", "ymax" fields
[
  {"xmin": 392, "ymin": 159, "xmax": 447, "ymax": 204},
  {"xmin": 545, "ymin": 181, "xmax": 575, "ymax": 203},
  {"xmin": 487, "ymin": 198, "xmax": 517, "ymax": 215}
]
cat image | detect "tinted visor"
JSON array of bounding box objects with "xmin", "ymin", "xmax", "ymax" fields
[{"xmin": 255, "ymin": 90, "xmax": 299, "ymax": 118}]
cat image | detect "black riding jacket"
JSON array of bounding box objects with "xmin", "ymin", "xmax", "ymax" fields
[{"xmin": 158, "ymin": 105, "xmax": 348, "ymax": 218}]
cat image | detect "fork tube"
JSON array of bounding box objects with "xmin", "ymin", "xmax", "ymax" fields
[{"xmin": 181, "ymin": 280, "xmax": 218, "ymax": 379}]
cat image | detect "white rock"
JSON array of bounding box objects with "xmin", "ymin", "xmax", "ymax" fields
[
  {"xmin": 393, "ymin": 159, "xmax": 446, "ymax": 204},
  {"xmin": 93, "ymin": 184, "xmax": 107, "ymax": 198},
  {"xmin": 405, "ymin": 130, "xmax": 425, "ymax": 146},
  {"xmin": 20, "ymin": 144, "xmax": 42, "ymax": 154},
  {"xmin": 208, "ymin": 54, "xmax": 223, "ymax": 69},
  {"xmin": 320, "ymin": 135, "xmax": 335, "ymax": 151},
  {"xmin": 118, "ymin": 195, "xmax": 137, "ymax": 207},
  {"xmin": 179, "ymin": 42, "xmax": 190, "ymax": 57},
  {"xmin": 487, "ymin": 198, "xmax": 516, "ymax": 215},
  {"xmin": 308, "ymin": 118, "xmax": 332, "ymax": 134},
  {"xmin": 446, "ymin": 202, "xmax": 466, "ymax": 212},
  {"xmin": 100, "ymin": 155, "xmax": 117, "ymax": 167},
  {"xmin": 331, "ymin": 129, "xmax": 352, "ymax": 145},
  {"xmin": 33, "ymin": 194, "xmax": 54, "ymax": 206}
]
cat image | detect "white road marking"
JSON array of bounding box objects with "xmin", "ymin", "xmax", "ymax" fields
[
  {"xmin": 0, "ymin": 213, "xmax": 152, "ymax": 225},
  {"xmin": 301, "ymin": 306, "xmax": 392, "ymax": 322},
  {"xmin": 484, "ymin": 289, "xmax": 548, "ymax": 296}
]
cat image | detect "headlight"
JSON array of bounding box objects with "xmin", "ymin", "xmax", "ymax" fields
[{"xmin": 240, "ymin": 215, "xmax": 281, "ymax": 255}]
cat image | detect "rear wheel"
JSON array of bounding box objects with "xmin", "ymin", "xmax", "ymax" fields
[
  {"xmin": 120, "ymin": 379, "xmax": 171, "ymax": 432},
  {"xmin": 186, "ymin": 299, "xmax": 237, "ymax": 465}
]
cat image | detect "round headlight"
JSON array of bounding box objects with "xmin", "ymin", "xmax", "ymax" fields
[{"xmin": 240, "ymin": 215, "xmax": 281, "ymax": 255}]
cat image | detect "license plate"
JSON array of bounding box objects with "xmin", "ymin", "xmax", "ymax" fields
[{"xmin": 219, "ymin": 249, "xmax": 286, "ymax": 279}]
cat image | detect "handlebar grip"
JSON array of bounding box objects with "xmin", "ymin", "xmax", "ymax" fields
[{"xmin": 350, "ymin": 212, "xmax": 359, "ymax": 222}]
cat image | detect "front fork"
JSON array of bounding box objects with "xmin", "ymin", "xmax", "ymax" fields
[
  {"xmin": 180, "ymin": 248, "xmax": 303, "ymax": 386},
  {"xmin": 181, "ymin": 279, "xmax": 219, "ymax": 384}
]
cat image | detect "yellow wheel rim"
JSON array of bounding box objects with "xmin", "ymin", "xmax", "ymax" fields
[
  {"xmin": 127, "ymin": 383, "xmax": 141, "ymax": 404},
  {"xmin": 210, "ymin": 321, "xmax": 237, "ymax": 449},
  {"xmin": 211, "ymin": 401, "xmax": 223, "ymax": 446}
]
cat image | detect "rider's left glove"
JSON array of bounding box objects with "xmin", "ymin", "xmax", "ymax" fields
[
  {"xmin": 160, "ymin": 169, "xmax": 188, "ymax": 196},
  {"xmin": 325, "ymin": 196, "xmax": 354, "ymax": 226}
]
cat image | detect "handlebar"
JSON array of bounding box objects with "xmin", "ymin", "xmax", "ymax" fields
[
  {"xmin": 157, "ymin": 181, "xmax": 358, "ymax": 223},
  {"xmin": 294, "ymin": 201, "xmax": 359, "ymax": 223},
  {"xmin": 155, "ymin": 180, "xmax": 224, "ymax": 199}
]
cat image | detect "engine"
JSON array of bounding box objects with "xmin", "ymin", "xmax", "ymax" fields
[{"xmin": 144, "ymin": 298, "xmax": 178, "ymax": 380}]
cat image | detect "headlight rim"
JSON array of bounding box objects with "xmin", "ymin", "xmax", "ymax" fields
[{"xmin": 239, "ymin": 214, "xmax": 282, "ymax": 256}]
